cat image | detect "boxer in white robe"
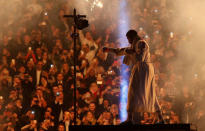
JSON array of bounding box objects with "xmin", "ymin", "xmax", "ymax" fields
[{"xmin": 103, "ymin": 30, "xmax": 163, "ymax": 124}]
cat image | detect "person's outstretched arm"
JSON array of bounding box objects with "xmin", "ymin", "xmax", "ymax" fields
[{"xmin": 103, "ymin": 47, "xmax": 131, "ymax": 56}]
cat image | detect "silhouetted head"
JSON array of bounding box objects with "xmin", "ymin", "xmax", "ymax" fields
[{"xmin": 126, "ymin": 30, "xmax": 141, "ymax": 44}]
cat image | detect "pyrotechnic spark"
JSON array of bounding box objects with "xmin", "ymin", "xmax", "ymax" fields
[
  {"xmin": 96, "ymin": 1, "xmax": 103, "ymax": 8},
  {"xmin": 85, "ymin": 0, "xmax": 103, "ymax": 11}
]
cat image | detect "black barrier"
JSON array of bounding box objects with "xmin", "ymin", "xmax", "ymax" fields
[{"xmin": 70, "ymin": 124, "xmax": 194, "ymax": 131}]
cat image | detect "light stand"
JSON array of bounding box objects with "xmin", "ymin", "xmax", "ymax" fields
[{"xmin": 64, "ymin": 8, "xmax": 88, "ymax": 125}]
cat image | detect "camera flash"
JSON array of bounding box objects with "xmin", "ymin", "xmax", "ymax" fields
[
  {"xmin": 0, "ymin": 96, "xmax": 3, "ymax": 99},
  {"xmin": 154, "ymin": 9, "xmax": 158, "ymax": 13},
  {"xmin": 170, "ymin": 32, "xmax": 174, "ymax": 38},
  {"xmin": 28, "ymin": 47, "xmax": 32, "ymax": 51},
  {"xmin": 194, "ymin": 74, "xmax": 198, "ymax": 79},
  {"xmin": 31, "ymin": 111, "xmax": 35, "ymax": 114},
  {"xmin": 139, "ymin": 27, "xmax": 143, "ymax": 31},
  {"xmin": 12, "ymin": 59, "xmax": 15, "ymax": 64}
]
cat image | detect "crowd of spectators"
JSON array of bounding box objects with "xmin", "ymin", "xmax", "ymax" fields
[{"xmin": 0, "ymin": 0, "xmax": 205, "ymax": 130}]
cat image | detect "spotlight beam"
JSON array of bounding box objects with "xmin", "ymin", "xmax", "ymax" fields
[{"xmin": 118, "ymin": 0, "xmax": 130, "ymax": 122}]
